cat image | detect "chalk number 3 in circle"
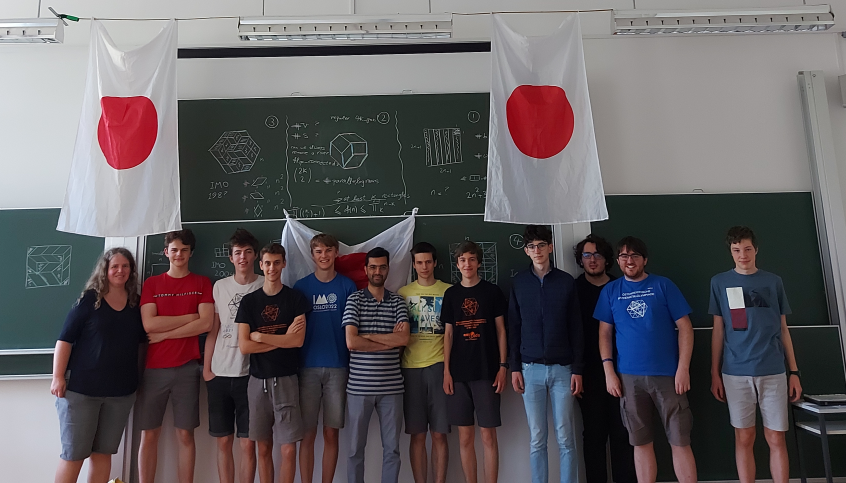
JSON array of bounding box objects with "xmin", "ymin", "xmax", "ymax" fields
[{"xmin": 265, "ymin": 116, "xmax": 279, "ymax": 129}]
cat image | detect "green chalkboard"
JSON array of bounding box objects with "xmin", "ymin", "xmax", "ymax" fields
[
  {"xmin": 178, "ymin": 94, "xmax": 491, "ymax": 222},
  {"xmin": 0, "ymin": 209, "xmax": 105, "ymax": 351},
  {"xmin": 590, "ymin": 193, "xmax": 828, "ymax": 327},
  {"xmin": 144, "ymin": 215, "xmax": 535, "ymax": 296}
]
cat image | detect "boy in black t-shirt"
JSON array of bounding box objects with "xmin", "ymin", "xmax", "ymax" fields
[
  {"xmin": 237, "ymin": 244, "xmax": 310, "ymax": 483},
  {"xmin": 442, "ymin": 241, "xmax": 508, "ymax": 483}
]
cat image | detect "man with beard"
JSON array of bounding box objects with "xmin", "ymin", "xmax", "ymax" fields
[
  {"xmin": 573, "ymin": 235, "xmax": 636, "ymax": 483},
  {"xmin": 595, "ymin": 237, "xmax": 697, "ymax": 483},
  {"xmin": 342, "ymin": 247, "xmax": 410, "ymax": 483}
]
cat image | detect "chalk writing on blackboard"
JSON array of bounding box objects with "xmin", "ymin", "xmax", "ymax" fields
[
  {"xmin": 330, "ymin": 133, "xmax": 369, "ymax": 170},
  {"xmin": 509, "ymin": 234, "xmax": 525, "ymax": 250},
  {"xmin": 209, "ymin": 131, "xmax": 260, "ymax": 175},
  {"xmin": 25, "ymin": 245, "xmax": 72, "ymax": 289},
  {"xmin": 424, "ymin": 128, "xmax": 463, "ymax": 168},
  {"xmin": 265, "ymin": 116, "xmax": 279, "ymax": 129}
]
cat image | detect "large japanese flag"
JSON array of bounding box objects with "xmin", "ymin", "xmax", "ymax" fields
[
  {"xmin": 485, "ymin": 14, "xmax": 607, "ymax": 224},
  {"xmin": 58, "ymin": 20, "xmax": 181, "ymax": 237}
]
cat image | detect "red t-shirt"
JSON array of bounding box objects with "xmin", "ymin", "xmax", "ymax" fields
[{"xmin": 140, "ymin": 272, "xmax": 214, "ymax": 369}]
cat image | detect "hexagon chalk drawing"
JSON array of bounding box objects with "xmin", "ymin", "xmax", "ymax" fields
[
  {"xmin": 330, "ymin": 133, "xmax": 368, "ymax": 169},
  {"xmin": 209, "ymin": 130, "xmax": 261, "ymax": 174},
  {"xmin": 26, "ymin": 245, "xmax": 72, "ymax": 288}
]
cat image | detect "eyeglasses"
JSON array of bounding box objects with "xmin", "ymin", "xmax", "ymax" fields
[
  {"xmin": 581, "ymin": 252, "xmax": 605, "ymax": 260},
  {"xmin": 525, "ymin": 242, "xmax": 549, "ymax": 251},
  {"xmin": 617, "ymin": 253, "xmax": 643, "ymax": 261}
]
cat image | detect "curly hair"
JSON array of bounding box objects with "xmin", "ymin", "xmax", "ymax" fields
[
  {"xmin": 726, "ymin": 226, "xmax": 757, "ymax": 249},
  {"xmin": 81, "ymin": 247, "xmax": 140, "ymax": 309},
  {"xmin": 573, "ymin": 234, "xmax": 615, "ymax": 272}
]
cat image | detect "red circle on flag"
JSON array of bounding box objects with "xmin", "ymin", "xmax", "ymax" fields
[
  {"xmin": 97, "ymin": 96, "xmax": 158, "ymax": 170},
  {"xmin": 506, "ymin": 85, "xmax": 575, "ymax": 159}
]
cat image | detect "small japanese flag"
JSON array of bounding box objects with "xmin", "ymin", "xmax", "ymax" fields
[
  {"xmin": 58, "ymin": 20, "xmax": 181, "ymax": 237},
  {"xmin": 485, "ymin": 14, "xmax": 607, "ymax": 224}
]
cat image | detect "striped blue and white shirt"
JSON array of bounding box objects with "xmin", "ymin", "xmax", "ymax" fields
[{"xmin": 342, "ymin": 287, "xmax": 409, "ymax": 396}]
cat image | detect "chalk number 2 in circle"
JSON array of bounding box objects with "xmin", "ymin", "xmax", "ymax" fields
[{"xmin": 377, "ymin": 112, "xmax": 390, "ymax": 124}]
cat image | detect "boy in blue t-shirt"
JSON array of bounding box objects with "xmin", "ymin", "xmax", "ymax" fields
[
  {"xmin": 709, "ymin": 226, "xmax": 801, "ymax": 483},
  {"xmin": 293, "ymin": 233, "xmax": 357, "ymax": 483},
  {"xmin": 595, "ymin": 236, "xmax": 697, "ymax": 483}
]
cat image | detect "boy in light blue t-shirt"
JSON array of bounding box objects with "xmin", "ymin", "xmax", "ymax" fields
[
  {"xmin": 709, "ymin": 226, "xmax": 801, "ymax": 483},
  {"xmin": 293, "ymin": 233, "xmax": 357, "ymax": 483}
]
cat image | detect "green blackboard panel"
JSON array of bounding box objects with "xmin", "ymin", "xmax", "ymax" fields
[
  {"xmin": 178, "ymin": 94, "xmax": 491, "ymax": 222},
  {"xmin": 0, "ymin": 209, "xmax": 105, "ymax": 350},
  {"xmin": 143, "ymin": 216, "xmax": 534, "ymax": 295},
  {"xmin": 0, "ymin": 354, "xmax": 53, "ymax": 377},
  {"xmin": 651, "ymin": 327, "xmax": 845, "ymax": 481},
  {"xmin": 590, "ymin": 193, "xmax": 828, "ymax": 327}
]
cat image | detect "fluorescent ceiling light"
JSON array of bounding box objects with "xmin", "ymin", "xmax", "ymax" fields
[
  {"xmin": 614, "ymin": 5, "xmax": 834, "ymax": 35},
  {"xmin": 0, "ymin": 18, "xmax": 64, "ymax": 43},
  {"xmin": 238, "ymin": 14, "xmax": 452, "ymax": 41}
]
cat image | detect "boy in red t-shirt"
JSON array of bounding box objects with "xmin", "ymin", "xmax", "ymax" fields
[{"xmin": 137, "ymin": 230, "xmax": 215, "ymax": 483}]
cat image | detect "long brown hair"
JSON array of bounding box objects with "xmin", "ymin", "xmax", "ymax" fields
[{"xmin": 81, "ymin": 247, "xmax": 140, "ymax": 309}]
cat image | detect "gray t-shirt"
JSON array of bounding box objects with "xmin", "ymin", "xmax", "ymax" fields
[{"xmin": 709, "ymin": 269, "xmax": 791, "ymax": 377}]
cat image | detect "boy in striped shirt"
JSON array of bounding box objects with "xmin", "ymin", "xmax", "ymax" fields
[{"xmin": 342, "ymin": 247, "xmax": 410, "ymax": 483}]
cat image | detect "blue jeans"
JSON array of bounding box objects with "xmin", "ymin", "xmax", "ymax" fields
[{"xmin": 521, "ymin": 363, "xmax": 578, "ymax": 483}]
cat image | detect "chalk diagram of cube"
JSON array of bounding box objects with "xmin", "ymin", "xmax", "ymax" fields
[
  {"xmin": 330, "ymin": 133, "xmax": 368, "ymax": 169},
  {"xmin": 424, "ymin": 128, "xmax": 463, "ymax": 167},
  {"xmin": 26, "ymin": 245, "xmax": 72, "ymax": 289},
  {"xmin": 449, "ymin": 242, "xmax": 497, "ymax": 285},
  {"xmin": 209, "ymin": 130, "xmax": 261, "ymax": 174}
]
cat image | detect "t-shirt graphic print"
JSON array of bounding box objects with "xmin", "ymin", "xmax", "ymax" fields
[
  {"xmin": 212, "ymin": 275, "xmax": 264, "ymax": 377},
  {"xmin": 399, "ymin": 280, "xmax": 451, "ymax": 369}
]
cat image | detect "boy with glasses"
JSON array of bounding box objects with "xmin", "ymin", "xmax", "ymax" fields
[
  {"xmin": 509, "ymin": 225, "xmax": 583, "ymax": 483},
  {"xmin": 709, "ymin": 226, "xmax": 801, "ymax": 483},
  {"xmin": 574, "ymin": 235, "xmax": 636, "ymax": 483},
  {"xmin": 595, "ymin": 236, "xmax": 697, "ymax": 483}
]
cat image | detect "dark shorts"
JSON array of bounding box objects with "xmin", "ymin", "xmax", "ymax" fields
[
  {"xmin": 402, "ymin": 362, "xmax": 450, "ymax": 435},
  {"xmin": 206, "ymin": 375, "xmax": 250, "ymax": 438},
  {"xmin": 56, "ymin": 391, "xmax": 136, "ymax": 461},
  {"xmin": 248, "ymin": 375, "xmax": 304, "ymax": 444},
  {"xmin": 447, "ymin": 379, "xmax": 501, "ymax": 428},
  {"xmin": 135, "ymin": 361, "xmax": 201, "ymax": 431},
  {"xmin": 619, "ymin": 374, "xmax": 693, "ymax": 447}
]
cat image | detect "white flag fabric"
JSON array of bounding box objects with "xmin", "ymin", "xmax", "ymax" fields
[
  {"xmin": 280, "ymin": 209, "xmax": 417, "ymax": 292},
  {"xmin": 485, "ymin": 14, "xmax": 607, "ymax": 225},
  {"xmin": 58, "ymin": 20, "xmax": 181, "ymax": 237}
]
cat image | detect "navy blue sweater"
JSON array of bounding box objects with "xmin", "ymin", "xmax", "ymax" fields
[{"xmin": 508, "ymin": 266, "xmax": 584, "ymax": 374}]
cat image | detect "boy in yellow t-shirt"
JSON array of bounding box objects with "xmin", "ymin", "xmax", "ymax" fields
[{"xmin": 398, "ymin": 242, "xmax": 451, "ymax": 483}]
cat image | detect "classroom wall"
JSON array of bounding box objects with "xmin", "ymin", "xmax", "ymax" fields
[{"xmin": 4, "ymin": 0, "xmax": 846, "ymax": 482}]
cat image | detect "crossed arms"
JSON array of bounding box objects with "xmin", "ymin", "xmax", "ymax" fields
[
  {"xmin": 141, "ymin": 302, "xmax": 215, "ymax": 344},
  {"xmin": 345, "ymin": 321, "xmax": 409, "ymax": 352},
  {"xmin": 238, "ymin": 314, "xmax": 307, "ymax": 354}
]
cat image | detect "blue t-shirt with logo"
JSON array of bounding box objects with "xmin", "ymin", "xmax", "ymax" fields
[
  {"xmin": 709, "ymin": 269, "xmax": 791, "ymax": 377},
  {"xmin": 294, "ymin": 273, "xmax": 358, "ymax": 368},
  {"xmin": 593, "ymin": 274, "xmax": 692, "ymax": 377}
]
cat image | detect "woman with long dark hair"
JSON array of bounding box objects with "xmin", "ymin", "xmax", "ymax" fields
[{"xmin": 51, "ymin": 247, "xmax": 146, "ymax": 483}]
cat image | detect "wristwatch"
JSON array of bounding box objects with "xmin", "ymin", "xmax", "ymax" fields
[
  {"xmin": 499, "ymin": 362, "xmax": 510, "ymax": 370},
  {"xmin": 789, "ymin": 370, "xmax": 801, "ymax": 378}
]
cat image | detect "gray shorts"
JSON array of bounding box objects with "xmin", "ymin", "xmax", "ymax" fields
[
  {"xmin": 56, "ymin": 391, "xmax": 136, "ymax": 461},
  {"xmin": 723, "ymin": 373, "xmax": 789, "ymax": 431},
  {"xmin": 135, "ymin": 361, "xmax": 201, "ymax": 431},
  {"xmin": 402, "ymin": 362, "xmax": 450, "ymax": 434},
  {"xmin": 248, "ymin": 375, "xmax": 304, "ymax": 444},
  {"xmin": 620, "ymin": 374, "xmax": 693, "ymax": 447},
  {"xmin": 299, "ymin": 367, "xmax": 348, "ymax": 430}
]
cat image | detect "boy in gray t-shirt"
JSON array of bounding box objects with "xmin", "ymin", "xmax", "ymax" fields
[{"xmin": 709, "ymin": 226, "xmax": 802, "ymax": 483}]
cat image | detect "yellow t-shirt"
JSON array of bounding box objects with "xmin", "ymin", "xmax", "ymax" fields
[{"xmin": 398, "ymin": 280, "xmax": 451, "ymax": 369}]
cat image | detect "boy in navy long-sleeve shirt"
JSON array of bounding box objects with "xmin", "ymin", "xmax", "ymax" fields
[{"xmin": 508, "ymin": 225, "xmax": 583, "ymax": 483}]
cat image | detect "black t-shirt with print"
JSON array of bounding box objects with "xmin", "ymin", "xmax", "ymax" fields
[
  {"xmin": 442, "ymin": 279, "xmax": 507, "ymax": 382},
  {"xmin": 235, "ymin": 285, "xmax": 310, "ymax": 379}
]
